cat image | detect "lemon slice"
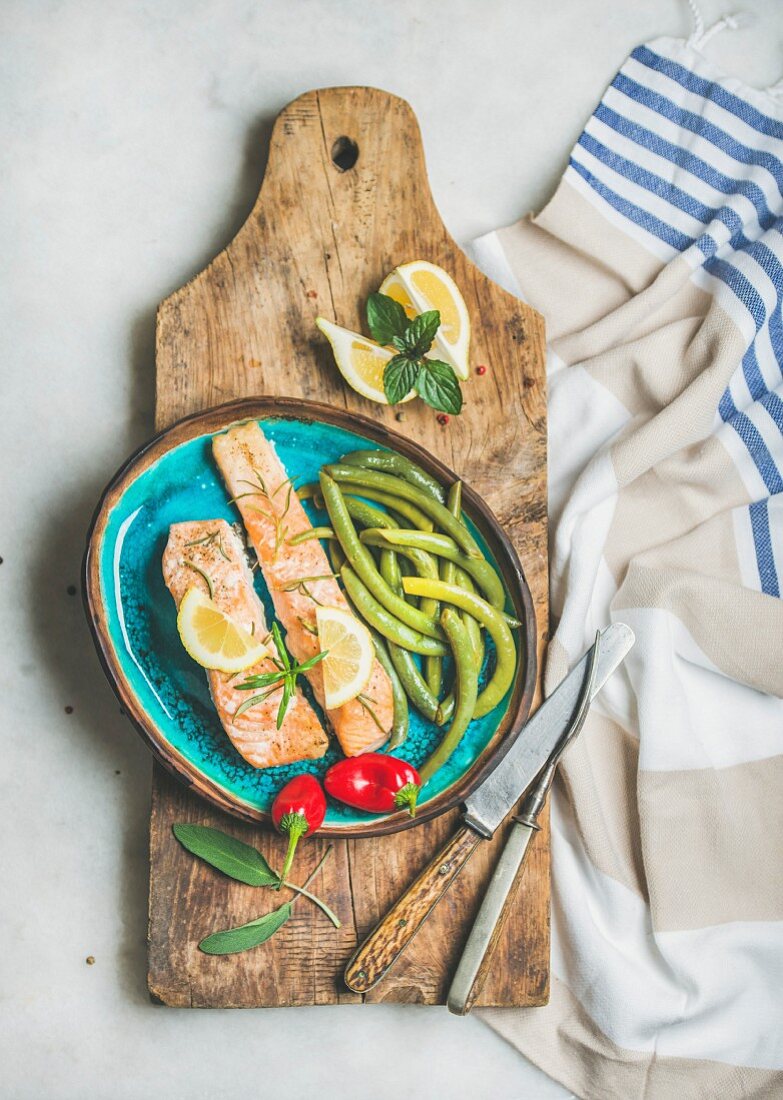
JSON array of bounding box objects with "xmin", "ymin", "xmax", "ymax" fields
[
  {"xmin": 177, "ymin": 587, "xmax": 268, "ymax": 673},
  {"xmin": 380, "ymin": 261, "xmax": 471, "ymax": 380},
  {"xmin": 315, "ymin": 317, "xmax": 416, "ymax": 406},
  {"xmin": 315, "ymin": 606, "xmax": 374, "ymax": 710}
]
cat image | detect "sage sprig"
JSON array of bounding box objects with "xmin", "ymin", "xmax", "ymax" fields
[
  {"xmin": 234, "ymin": 622, "xmax": 327, "ymax": 727},
  {"xmin": 172, "ymin": 825, "xmax": 340, "ymax": 955},
  {"xmin": 200, "ymin": 902, "xmax": 293, "ymax": 955},
  {"xmin": 172, "ymin": 823, "xmax": 279, "ymax": 886},
  {"xmin": 366, "ymin": 292, "xmax": 463, "ymax": 415}
]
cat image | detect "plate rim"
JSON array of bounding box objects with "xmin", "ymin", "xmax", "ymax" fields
[{"xmin": 83, "ymin": 395, "xmax": 537, "ymax": 837}]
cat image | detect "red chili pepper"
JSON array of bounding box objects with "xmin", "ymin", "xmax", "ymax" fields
[
  {"xmin": 271, "ymin": 774, "xmax": 327, "ymax": 887},
  {"xmin": 324, "ymin": 754, "xmax": 421, "ymax": 817}
]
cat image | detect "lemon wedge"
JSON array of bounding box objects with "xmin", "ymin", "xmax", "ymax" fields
[
  {"xmin": 315, "ymin": 317, "xmax": 415, "ymax": 405},
  {"xmin": 177, "ymin": 587, "xmax": 269, "ymax": 673},
  {"xmin": 315, "ymin": 606, "xmax": 374, "ymax": 710},
  {"xmin": 380, "ymin": 261, "xmax": 471, "ymax": 380}
]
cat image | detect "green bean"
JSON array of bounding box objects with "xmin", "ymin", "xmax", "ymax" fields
[
  {"xmin": 288, "ymin": 526, "xmax": 335, "ymax": 546},
  {"xmin": 342, "ymin": 496, "xmax": 395, "ymax": 531},
  {"xmin": 424, "ymin": 655, "xmax": 442, "ymax": 699},
  {"xmin": 340, "ymin": 566, "xmax": 448, "ymax": 657},
  {"xmin": 340, "ymin": 449, "xmax": 446, "ymax": 503},
  {"xmin": 420, "ymin": 610, "xmax": 479, "ymax": 782},
  {"xmin": 387, "ymin": 642, "xmax": 440, "ymax": 722},
  {"xmin": 435, "ymin": 694, "xmax": 454, "ymax": 726},
  {"xmin": 359, "ymin": 531, "xmax": 439, "ymax": 580},
  {"xmin": 365, "ymin": 627, "xmax": 409, "ymax": 749},
  {"xmin": 432, "ymin": 481, "xmax": 462, "ymax": 702},
  {"xmin": 360, "ymin": 530, "xmax": 443, "ymax": 694},
  {"xmin": 379, "ymin": 546, "xmax": 403, "ymax": 594},
  {"xmin": 296, "ymin": 483, "xmax": 320, "ymax": 501},
  {"xmin": 320, "ymin": 473, "xmax": 445, "ymax": 642},
  {"xmin": 328, "ymin": 539, "xmax": 346, "ymax": 573},
  {"xmin": 343, "ymin": 487, "xmax": 433, "ymax": 531},
  {"xmin": 441, "ymin": 482, "xmax": 462, "ymax": 588},
  {"xmin": 450, "ymin": 488, "xmax": 487, "ymax": 671},
  {"xmin": 325, "ymin": 465, "xmax": 482, "ymax": 558},
  {"xmin": 362, "ymin": 529, "xmax": 506, "ymax": 610},
  {"xmin": 454, "ymin": 565, "xmax": 484, "ymax": 673},
  {"xmin": 401, "ymin": 578, "xmax": 516, "ymax": 717}
]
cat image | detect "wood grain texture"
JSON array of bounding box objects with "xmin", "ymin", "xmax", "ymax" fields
[
  {"xmin": 344, "ymin": 826, "xmax": 482, "ymax": 992},
  {"xmin": 149, "ymin": 86, "xmax": 548, "ymax": 1008}
]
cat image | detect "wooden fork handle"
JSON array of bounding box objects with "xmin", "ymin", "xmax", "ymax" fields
[{"xmin": 344, "ymin": 825, "xmax": 483, "ymax": 993}]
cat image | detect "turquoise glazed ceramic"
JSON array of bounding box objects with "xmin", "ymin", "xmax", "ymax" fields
[{"xmin": 85, "ymin": 398, "xmax": 536, "ymax": 835}]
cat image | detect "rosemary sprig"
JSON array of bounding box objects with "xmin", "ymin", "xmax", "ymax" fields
[
  {"xmin": 357, "ymin": 693, "xmax": 384, "ymax": 731},
  {"xmin": 182, "ymin": 559, "xmax": 214, "ymax": 598},
  {"xmin": 184, "ymin": 529, "xmax": 230, "ymax": 562},
  {"xmin": 234, "ymin": 623, "xmax": 327, "ymax": 728},
  {"xmin": 278, "ymin": 572, "xmax": 337, "ymax": 606}
]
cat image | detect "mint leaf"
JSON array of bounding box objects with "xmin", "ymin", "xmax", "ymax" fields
[
  {"xmin": 383, "ymin": 354, "xmax": 419, "ymax": 405},
  {"xmin": 416, "ymin": 359, "xmax": 463, "ymax": 414},
  {"xmin": 199, "ymin": 902, "xmax": 292, "ymax": 955},
  {"xmin": 367, "ymin": 293, "xmax": 409, "ymax": 344},
  {"xmin": 401, "ymin": 310, "xmax": 440, "ymax": 357},
  {"xmin": 173, "ymin": 824, "xmax": 279, "ymax": 887}
]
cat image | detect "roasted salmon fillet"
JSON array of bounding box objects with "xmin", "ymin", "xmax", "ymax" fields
[
  {"xmin": 162, "ymin": 519, "xmax": 328, "ymax": 768},
  {"xmin": 212, "ymin": 422, "xmax": 393, "ymax": 755}
]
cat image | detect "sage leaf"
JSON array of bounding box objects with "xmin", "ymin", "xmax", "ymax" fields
[
  {"xmin": 401, "ymin": 310, "xmax": 440, "ymax": 358},
  {"xmin": 199, "ymin": 902, "xmax": 292, "ymax": 955},
  {"xmin": 366, "ymin": 292, "xmax": 409, "ymax": 344},
  {"xmin": 416, "ymin": 359, "xmax": 463, "ymax": 414},
  {"xmin": 383, "ymin": 354, "xmax": 419, "ymax": 405},
  {"xmin": 172, "ymin": 824, "xmax": 279, "ymax": 887}
]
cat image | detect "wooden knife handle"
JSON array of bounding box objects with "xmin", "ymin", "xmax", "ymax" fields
[{"xmin": 344, "ymin": 826, "xmax": 483, "ymax": 993}]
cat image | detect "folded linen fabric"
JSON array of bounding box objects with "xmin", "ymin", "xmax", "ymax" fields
[{"xmin": 470, "ymin": 23, "xmax": 783, "ymax": 1100}]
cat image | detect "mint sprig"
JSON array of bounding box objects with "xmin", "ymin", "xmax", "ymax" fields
[{"xmin": 366, "ymin": 292, "xmax": 463, "ymax": 415}]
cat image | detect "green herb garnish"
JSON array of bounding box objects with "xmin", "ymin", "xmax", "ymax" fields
[
  {"xmin": 234, "ymin": 622, "xmax": 327, "ymax": 728},
  {"xmin": 171, "ymin": 825, "xmax": 340, "ymax": 953},
  {"xmin": 184, "ymin": 528, "xmax": 230, "ymax": 562},
  {"xmin": 182, "ymin": 559, "xmax": 214, "ymax": 598},
  {"xmin": 366, "ymin": 293, "xmax": 463, "ymax": 415}
]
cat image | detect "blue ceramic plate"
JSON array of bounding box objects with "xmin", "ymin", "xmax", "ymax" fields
[{"xmin": 85, "ymin": 398, "xmax": 536, "ymax": 835}]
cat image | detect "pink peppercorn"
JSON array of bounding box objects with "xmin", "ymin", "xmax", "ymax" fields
[
  {"xmin": 436, "ymin": 414, "xmax": 450, "ymax": 425},
  {"xmin": 476, "ymin": 364, "xmax": 487, "ymax": 375}
]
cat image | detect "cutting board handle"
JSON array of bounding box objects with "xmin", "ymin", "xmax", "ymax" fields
[{"xmin": 344, "ymin": 825, "xmax": 483, "ymax": 993}]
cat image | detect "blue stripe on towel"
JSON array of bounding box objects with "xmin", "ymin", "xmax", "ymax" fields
[
  {"xmin": 632, "ymin": 46, "xmax": 783, "ymax": 144},
  {"xmin": 749, "ymin": 500, "xmax": 780, "ymax": 596},
  {"xmin": 565, "ymin": 42, "xmax": 783, "ymax": 596},
  {"xmin": 612, "ymin": 72, "xmax": 783, "ymax": 196},
  {"xmin": 593, "ymin": 104, "xmax": 779, "ymax": 229}
]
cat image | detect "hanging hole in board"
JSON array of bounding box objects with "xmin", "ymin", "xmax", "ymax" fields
[{"xmin": 331, "ymin": 136, "xmax": 359, "ymax": 172}]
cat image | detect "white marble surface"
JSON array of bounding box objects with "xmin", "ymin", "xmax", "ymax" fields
[{"xmin": 2, "ymin": 2, "xmax": 779, "ymax": 1097}]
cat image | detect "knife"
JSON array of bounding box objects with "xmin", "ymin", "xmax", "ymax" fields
[
  {"xmin": 446, "ymin": 629, "xmax": 601, "ymax": 1014},
  {"xmin": 343, "ymin": 623, "xmax": 635, "ymax": 995}
]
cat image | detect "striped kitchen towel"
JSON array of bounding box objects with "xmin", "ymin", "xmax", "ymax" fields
[{"xmin": 469, "ymin": 12, "xmax": 783, "ymax": 1099}]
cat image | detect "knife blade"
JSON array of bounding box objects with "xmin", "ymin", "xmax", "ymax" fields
[
  {"xmin": 447, "ymin": 630, "xmax": 608, "ymax": 1014},
  {"xmin": 462, "ymin": 622, "xmax": 635, "ymax": 838},
  {"xmin": 343, "ymin": 623, "xmax": 634, "ymax": 994}
]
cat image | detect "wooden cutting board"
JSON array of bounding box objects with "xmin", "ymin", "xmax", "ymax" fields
[{"xmin": 148, "ymin": 86, "xmax": 548, "ymax": 1008}]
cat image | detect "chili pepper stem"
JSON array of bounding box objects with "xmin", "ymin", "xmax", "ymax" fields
[
  {"xmin": 394, "ymin": 781, "xmax": 420, "ymax": 817},
  {"xmin": 276, "ymin": 812, "xmax": 309, "ymax": 889}
]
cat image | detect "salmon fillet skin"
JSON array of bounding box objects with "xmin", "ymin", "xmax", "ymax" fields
[
  {"xmin": 162, "ymin": 519, "xmax": 328, "ymax": 769},
  {"xmin": 212, "ymin": 421, "xmax": 393, "ymax": 755}
]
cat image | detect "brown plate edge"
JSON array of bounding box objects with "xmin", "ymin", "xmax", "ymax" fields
[{"xmin": 83, "ymin": 395, "xmax": 537, "ymax": 838}]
